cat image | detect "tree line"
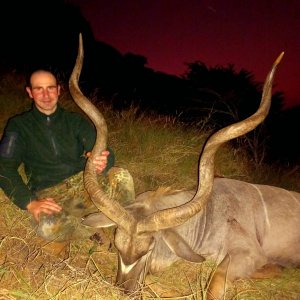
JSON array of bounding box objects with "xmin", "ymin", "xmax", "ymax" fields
[{"xmin": 0, "ymin": 0, "xmax": 298, "ymax": 165}]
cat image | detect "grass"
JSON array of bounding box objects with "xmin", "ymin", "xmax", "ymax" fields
[{"xmin": 0, "ymin": 73, "xmax": 300, "ymax": 299}]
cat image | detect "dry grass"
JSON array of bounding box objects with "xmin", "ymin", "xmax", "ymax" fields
[
  {"xmin": 0, "ymin": 189, "xmax": 126, "ymax": 300},
  {"xmin": 1, "ymin": 202, "xmax": 300, "ymax": 300},
  {"xmin": 1, "ymin": 77, "xmax": 300, "ymax": 299}
]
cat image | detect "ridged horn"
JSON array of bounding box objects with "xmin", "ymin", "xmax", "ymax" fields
[
  {"xmin": 69, "ymin": 33, "xmax": 136, "ymax": 233},
  {"xmin": 137, "ymin": 52, "xmax": 284, "ymax": 233}
]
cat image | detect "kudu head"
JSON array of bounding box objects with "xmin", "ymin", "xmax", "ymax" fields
[{"xmin": 69, "ymin": 33, "xmax": 284, "ymax": 295}]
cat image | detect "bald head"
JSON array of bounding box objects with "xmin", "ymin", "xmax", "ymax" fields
[{"xmin": 26, "ymin": 70, "xmax": 61, "ymax": 115}]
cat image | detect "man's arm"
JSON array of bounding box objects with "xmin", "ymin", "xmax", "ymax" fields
[{"xmin": 0, "ymin": 130, "xmax": 33, "ymax": 209}]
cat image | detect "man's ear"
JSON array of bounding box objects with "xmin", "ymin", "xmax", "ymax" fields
[
  {"xmin": 57, "ymin": 85, "xmax": 61, "ymax": 96},
  {"xmin": 25, "ymin": 86, "xmax": 33, "ymax": 99}
]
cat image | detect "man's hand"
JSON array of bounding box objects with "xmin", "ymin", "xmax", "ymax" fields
[
  {"xmin": 27, "ymin": 198, "xmax": 62, "ymax": 222},
  {"xmin": 86, "ymin": 150, "xmax": 110, "ymax": 173}
]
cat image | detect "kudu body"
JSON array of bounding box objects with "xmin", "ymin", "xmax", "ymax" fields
[{"xmin": 69, "ymin": 34, "xmax": 300, "ymax": 299}]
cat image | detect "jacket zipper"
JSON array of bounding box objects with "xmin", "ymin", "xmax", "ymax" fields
[{"xmin": 47, "ymin": 116, "xmax": 59, "ymax": 156}]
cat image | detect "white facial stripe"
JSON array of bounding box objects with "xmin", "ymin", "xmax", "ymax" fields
[
  {"xmin": 120, "ymin": 255, "xmax": 139, "ymax": 274},
  {"xmin": 119, "ymin": 249, "xmax": 153, "ymax": 275}
]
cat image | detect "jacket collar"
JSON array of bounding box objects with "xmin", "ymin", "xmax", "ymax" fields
[{"xmin": 32, "ymin": 104, "xmax": 63, "ymax": 123}]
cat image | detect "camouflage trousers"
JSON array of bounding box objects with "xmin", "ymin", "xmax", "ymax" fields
[{"xmin": 33, "ymin": 167, "xmax": 135, "ymax": 242}]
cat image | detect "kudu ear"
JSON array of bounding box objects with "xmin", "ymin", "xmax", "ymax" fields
[
  {"xmin": 162, "ymin": 229, "xmax": 205, "ymax": 262},
  {"xmin": 82, "ymin": 212, "xmax": 116, "ymax": 228}
]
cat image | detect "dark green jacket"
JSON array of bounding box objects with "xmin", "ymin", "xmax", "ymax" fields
[{"xmin": 0, "ymin": 104, "xmax": 114, "ymax": 209}]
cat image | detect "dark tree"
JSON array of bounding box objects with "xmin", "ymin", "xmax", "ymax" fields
[
  {"xmin": 183, "ymin": 61, "xmax": 284, "ymax": 126},
  {"xmin": 0, "ymin": 0, "xmax": 91, "ymax": 73},
  {"xmin": 267, "ymin": 105, "xmax": 300, "ymax": 165},
  {"xmin": 182, "ymin": 61, "xmax": 285, "ymax": 163}
]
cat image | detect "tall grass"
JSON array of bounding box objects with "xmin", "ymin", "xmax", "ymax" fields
[
  {"xmin": 0, "ymin": 73, "xmax": 32, "ymax": 135},
  {"xmin": 0, "ymin": 73, "xmax": 299, "ymax": 299}
]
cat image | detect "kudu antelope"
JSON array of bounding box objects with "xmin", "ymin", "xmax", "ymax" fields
[{"xmin": 69, "ymin": 34, "xmax": 300, "ymax": 299}]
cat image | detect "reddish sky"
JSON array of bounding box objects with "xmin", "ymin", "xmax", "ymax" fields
[{"xmin": 72, "ymin": 0, "xmax": 300, "ymax": 108}]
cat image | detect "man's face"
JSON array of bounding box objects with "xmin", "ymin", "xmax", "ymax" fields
[{"xmin": 26, "ymin": 71, "xmax": 61, "ymax": 115}]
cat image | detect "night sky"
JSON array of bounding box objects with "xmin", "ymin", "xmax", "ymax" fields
[{"xmin": 71, "ymin": 0, "xmax": 300, "ymax": 109}]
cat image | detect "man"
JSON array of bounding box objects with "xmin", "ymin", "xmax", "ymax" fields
[{"xmin": 0, "ymin": 69, "xmax": 115, "ymax": 248}]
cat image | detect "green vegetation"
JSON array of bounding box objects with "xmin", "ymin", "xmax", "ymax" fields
[{"xmin": 0, "ymin": 74, "xmax": 299, "ymax": 299}]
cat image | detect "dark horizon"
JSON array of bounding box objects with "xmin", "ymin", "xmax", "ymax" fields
[{"xmin": 72, "ymin": 0, "xmax": 300, "ymax": 109}]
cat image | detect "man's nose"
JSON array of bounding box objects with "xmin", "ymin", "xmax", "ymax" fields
[{"xmin": 42, "ymin": 89, "xmax": 50, "ymax": 97}]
